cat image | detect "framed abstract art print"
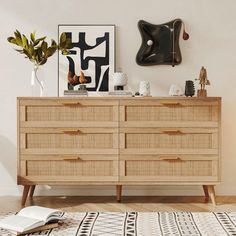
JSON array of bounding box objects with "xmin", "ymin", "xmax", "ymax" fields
[{"xmin": 58, "ymin": 24, "xmax": 115, "ymax": 96}]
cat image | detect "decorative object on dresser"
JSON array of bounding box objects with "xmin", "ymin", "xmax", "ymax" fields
[
  {"xmin": 113, "ymin": 72, "xmax": 127, "ymax": 91},
  {"xmin": 109, "ymin": 71, "xmax": 132, "ymax": 96},
  {"xmin": 136, "ymin": 19, "xmax": 189, "ymax": 67},
  {"xmin": 64, "ymin": 71, "xmax": 88, "ymax": 96},
  {"xmin": 7, "ymin": 30, "xmax": 72, "ymax": 96},
  {"xmin": 169, "ymin": 84, "xmax": 184, "ymax": 96},
  {"xmin": 196, "ymin": 66, "xmax": 210, "ymax": 97},
  {"xmin": 139, "ymin": 81, "xmax": 151, "ymax": 96},
  {"xmin": 63, "ymin": 89, "xmax": 88, "ymax": 97},
  {"xmin": 185, "ymin": 80, "xmax": 195, "ymax": 97},
  {"xmin": 17, "ymin": 97, "xmax": 221, "ymax": 206},
  {"xmin": 58, "ymin": 24, "xmax": 115, "ymax": 96}
]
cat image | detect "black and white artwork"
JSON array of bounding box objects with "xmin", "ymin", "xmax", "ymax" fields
[{"xmin": 58, "ymin": 25, "xmax": 115, "ymax": 95}]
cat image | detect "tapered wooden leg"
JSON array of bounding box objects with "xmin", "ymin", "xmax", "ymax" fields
[
  {"xmin": 202, "ymin": 185, "xmax": 209, "ymax": 202},
  {"xmin": 116, "ymin": 185, "xmax": 122, "ymax": 202},
  {"xmin": 29, "ymin": 185, "xmax": 36, "ymax": 199},
  {"xmin": 21, "ymin": 185, "xmax": 30, "ymax": 206},
  {"xmin": 207, "ymin": 185, "xmax": 216, "ymax": 206}
]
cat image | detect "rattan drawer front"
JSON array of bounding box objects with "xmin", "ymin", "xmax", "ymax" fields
[
  {"xmin": 21, "ymin": 158, "xmax": 118, "ymax": 182},
  {"xmin": 125, "ymin": 106, "xmax": 217, "ymax": 122},
  {"xmin": 26, "ymin": 133, "xmax": 113, "ymax": 149},
  {"xmin": 19, "ymin": 155, "xmax": 118, "ymax": 183},
  {"xmin": 119, "ymin": 155, "xmax": 218, "ymax": 182},
  {"xmin": 26, "ymin": 106, "xmax": 114, "ymax": 121},
  {"xmin": 120, "ymin": 99, "xmax": 220, "ymax": 127},
  {"xmin": 19, "ymin": 99, "xmax": 119, "ymax": 127},
  {"xmin": 125, "ymin": 131, "xmax": 217, "ymax": 149},
  {"xmin": 120, "ymin": 128, "xmax": 218, "ymax": 155},
  {"xmin": 20, "ymin": 128, "xmax": 118, "ymax": 154}
]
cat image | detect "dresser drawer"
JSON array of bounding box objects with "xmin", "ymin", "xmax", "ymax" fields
[
  {"xmin": 120, "ymin": 128, "xmax": 218, "ymax": 155},
  {"xmin": 19, "ymin": 99, "xmax": 119, "ymax": 127},
  {"xmin": 19, "ymin": 155, "xmax": 118, "ymax": 183},
  {"xmin": 119, "ymin": 155, "xmax": 219, "ymax": 182},
  {"xmin": 20, "ymin": 128, "xmax": 118, "ymax": 155},
  {"xmin": 120, "ymin": 98, "xmax": 220, "ymax": 127}
]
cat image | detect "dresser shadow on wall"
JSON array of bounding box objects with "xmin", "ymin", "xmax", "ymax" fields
[{"xmin": 0, "ymin": 135, "xmax": 17, "ymax": 181}]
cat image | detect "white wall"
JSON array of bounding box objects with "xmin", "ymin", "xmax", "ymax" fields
[{"xmin": 0, "ymin": 0, "xmax": 236, "ymax": 197}]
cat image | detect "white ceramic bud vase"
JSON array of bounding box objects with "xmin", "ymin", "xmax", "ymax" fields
[
  {"xmin": 31, "ymin": 64, "xmax": 44, "ymax": 96},
  {"xmin": 139, "ymin": 81, "xmax": 150, "ymax": 96}
]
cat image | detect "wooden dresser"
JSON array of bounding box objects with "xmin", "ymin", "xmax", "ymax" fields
[{"xmin": 17, "ymin": 97, "xmax": 221, "ymax": 205}]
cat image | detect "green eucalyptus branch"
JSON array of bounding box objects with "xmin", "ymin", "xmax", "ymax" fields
[{"xmin": 7, "ymin": 30, "xmax": 72, "ymax": 66}]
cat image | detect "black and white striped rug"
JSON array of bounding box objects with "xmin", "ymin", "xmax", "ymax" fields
[{"xmin": 1, "ymin": 212, "xmax": 236, "ymax": 235}]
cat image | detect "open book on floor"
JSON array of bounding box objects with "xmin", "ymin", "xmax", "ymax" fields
[{"xmin": 0, "ymin": 206, "xmax": 65, "ymax": 235}]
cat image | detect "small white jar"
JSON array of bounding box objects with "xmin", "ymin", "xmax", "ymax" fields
[{"xmin": 139, "ymin": 81, "xmax": 150, "ymax": 96}]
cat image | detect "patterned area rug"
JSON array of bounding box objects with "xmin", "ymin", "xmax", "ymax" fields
[{"xmin": 1, "ymin": 212, "xmax": 236, "ymax": 235}]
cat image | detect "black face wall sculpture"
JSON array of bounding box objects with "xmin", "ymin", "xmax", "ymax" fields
[{"xmin": 136, "ymin": 19, "xmax": 189, "ymax": 67}]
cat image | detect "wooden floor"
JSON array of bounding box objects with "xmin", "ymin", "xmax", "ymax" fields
[{"xmin": 1, "ymin": 196, "xmax": 236, "ymax": 214}]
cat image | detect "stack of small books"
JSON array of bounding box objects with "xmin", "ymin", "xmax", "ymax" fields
[
  {"xmin": 64, "ymin": 90, "xmax": 88, "ymax": 96},
  {"xmin": 108, "ymin": 91, "xmax": 132, "ymax": 96},
  {"xmin": 0, "ymin": 206, "xmax": 65, "ymax": 235}
]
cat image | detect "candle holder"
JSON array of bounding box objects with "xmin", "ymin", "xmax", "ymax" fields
[{"xmin": 185, "ymin": 80, "xmax": 195, "ymax": 97}]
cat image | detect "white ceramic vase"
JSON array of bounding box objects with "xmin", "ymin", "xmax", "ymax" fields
[{"xmin": 31, "ymin": 64, "xmax": 44, "ymax": 96}]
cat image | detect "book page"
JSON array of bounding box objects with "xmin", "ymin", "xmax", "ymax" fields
[
  {"xmin": 18, "ymin": 206, "xmax": 62, "ymax": 223},
  {"xmin": 17, "ymin": 223, "xmax": 59, "ymax": 235},
  {"xmin": 0, "ymin": 215, "xmax": 43, "ymax": 233}
]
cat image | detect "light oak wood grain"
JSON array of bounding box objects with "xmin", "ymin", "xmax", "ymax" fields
[{"xmin": 0, "ymin": 196, "xmax": 235, "ymax": 214}]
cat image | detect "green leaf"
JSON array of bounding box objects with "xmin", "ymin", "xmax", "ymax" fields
[
  {"xmin": 41, "ymin": 41, "xmax": 48, "ymax": 54},
  {"xmin": 59, "ymin": 33, "xmax": 67, "ymax": 48},
  {"xmin": 35, "ymin": 57, "xmax": 39, "ymax": 64},
  {"xmin": 7, "ymin": 36, "xmax": 14, "ymax": 42},
  {"xmin": 65, "ymin": 38, "xmax": 72, "ymax": 49},
  {"xmin": 45, "ymin": 47, "xmax": 56, "ymax": 57},
  {"xmin": 22, "ymin": 49, "xmax": 31, "ymax": 59},
  {"xmin": 15, "ymin": 49, "xmax": 24, "ymax": 54},
  {"xmin": 62, "ymin": 49, "xmax": 69, "ymax": 55},
  {"xmin": 37, "ymin": 36, "xmax": 46, "ymax": 41},
  {"xmin": 22, "ymin": 35, "xmax": 29, "ymax": 49},
  {"xmin": 28, "ymin": 43, "xmax": 34, "ymax": 56},
  {"xmin": 7, "ymin": 37, "xmax": 17, "ymax": 45},
  {"xmin": 15, "ymin": 36, "xmax": 23, "ymax": 46},
  {"xmin": 60, "ymin": 32, "xmax": 67, "ymax": 43},
  {"xmin": 51, "ymin": 39, "xmax": 57, "ymax": 47},
  {"xmin": 33, "ymin": 39, "xmax": 41, "ymax": 46},
  {"xmin": 33, "ymin": 36, "xmax": 46, "ymax": 46},
  {"xmin": 36, "ymin": 47, "xmax": 43, "ymax": 59},
  {"xmin": 39, "ymin": 58, "xmax": 47, "ymax": 65},
  {"xmin": 14, "ymin": 30, "xmax": 21, "ymax": 39},
  {"xmin": 30, "ymin": 32, "xmax": 35, "ymax": 42}
]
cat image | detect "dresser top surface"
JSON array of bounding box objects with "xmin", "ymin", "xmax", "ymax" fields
[{"xmin": 17, "ymin": 96, "xmax": 221, "ymax": 101}]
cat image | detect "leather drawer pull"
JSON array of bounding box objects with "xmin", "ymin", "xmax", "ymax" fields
[
  {"xmin": 161, "ymin": 102, "xmax": 181, "ymax": 106},
  {"xmin": 162, "ymin": 130, "xmax": 182, "ymax": 135},
  {"xmin": 62, "ymin": 101, "xmax": 81, "ymax": 106},
  {"xmin": 63, "ymin": 157, "xmax": 81, "ymax": 161},
  {"xmin": 159, "ymin": 156, "xmax": 182, "ymax": 161},
  {"xmin": 62, "ymin": 129, "xmax": 81, "ymax": 134}
]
